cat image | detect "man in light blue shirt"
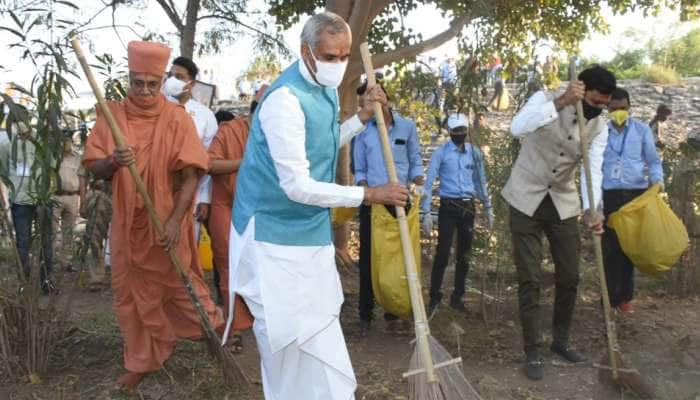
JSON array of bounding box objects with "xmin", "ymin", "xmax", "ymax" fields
[
  {"xmin": 439, "ymin": 57, "xmax": 457, "ymax": 85},
  {"xmin": 421, "ymin": 113, "xmax": 493, "ymax": 316},
  {"xmin": 353, "ymin": 81, "xmax": 424, "ymax": 335},
  {"xmin": 583, "ymin": 87, "xmax": 663, "ymax": 314},
  {"xmin": 439, "ymin": 57, "xmax": 458, "ymax": 113}
]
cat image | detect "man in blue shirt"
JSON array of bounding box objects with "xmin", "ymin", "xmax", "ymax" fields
[
  {"xmin": 583, "ymin": 87, "xmax": 663, "ymax": 314},
  {"xmin": 353, "ymin": 81, "xmax": 424, "ymax": 335},
  {"xmin": 439, "ymin": 57, "xmax": 458, "ymax": 113},
  {"xmin": 421, "ymin": 113, "xmax": 493, "ymax": 315}
]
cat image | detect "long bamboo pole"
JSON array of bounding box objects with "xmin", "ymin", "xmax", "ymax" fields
[
  {"xmin": 569, "ymin": 60, "xmax": 619, "ymax": 380},
  {"xmin": 359, "ymin": 43, "xmax": 438, "ymax": 383}
]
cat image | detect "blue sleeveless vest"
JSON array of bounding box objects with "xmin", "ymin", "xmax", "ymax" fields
[{"xmin": 233, "ymin": 61, "xmax": 340, "ymax": 246}]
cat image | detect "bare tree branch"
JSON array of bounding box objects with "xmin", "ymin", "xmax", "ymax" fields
[
  {"xmin": 72, "ymin": 0, "xmax": 120, "ymax": 33},
  {"xmin": 155, "ymin": 0, "xmax": 183, "ymax": 31},
  {"xmin": 197, "ymin": 13, "xmax": 290, "ymax": 52},
  {"xmin": 346, "ymin": 13, "xmax": 472, "ymax": 78}
]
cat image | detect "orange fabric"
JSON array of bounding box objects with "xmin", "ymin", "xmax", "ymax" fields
[
  {"xmin": 127, "ymin": 41, "xmax": 170, "ymax": 77},
  {"xmin": 255, "ymin": 84, "xmax": 269, "ymax": 102},
  {"xmin": 207, "ymin": 117, "xmax": 252, "ymax": 330},
  {"xmin": 208, "ymin": 118, "xmax": 250, "ymax": 208},
  {"xmin": 83, "ymin": 96, "xmax": 224, "ymax": 373}
]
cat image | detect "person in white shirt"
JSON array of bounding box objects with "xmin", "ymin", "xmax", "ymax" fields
[
  {"xmin": 223, "ymin": 12, "xmax": 408, "ymax": 400},
  {"xmin": 238, "ymin": 79, "xmax": 252, "ymax": 101},
  {"xmin": 164, "ymin": 57, "xmax": 218, "ymax": 240}
]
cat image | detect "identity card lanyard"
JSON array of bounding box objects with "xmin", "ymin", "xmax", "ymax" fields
[{"xmin": 610, "ymin": 126, "xmax": 628, "ymax": 180}]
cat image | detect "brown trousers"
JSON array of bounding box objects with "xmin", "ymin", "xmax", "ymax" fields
[{"xmin": 510, "ymin": 195, "xmax": 580, "ymax": 355}]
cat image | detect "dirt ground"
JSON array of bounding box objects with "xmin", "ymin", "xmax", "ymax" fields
[{"xmin": 2, "ymin": 236, "xmax": 699, "ymax": 400}]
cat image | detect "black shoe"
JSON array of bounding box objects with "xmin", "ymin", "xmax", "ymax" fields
[
  {"xmin": 359, "ymin": 319, "xmax": 371, "ymax": 337},
  {"xmin": 427, "ymin": 300, "xmax": 440, "ymax": 318},
  {"xmin": 524, "ymin": 352, "xmax": 544, "ymax": 380},
  {"xmin": 41, "ymin": 279, "xmax": 59, "ymax": 295},
  {"xmin": 449, "ymin": 298, "xmax": 467, "ymax": 314},
  {"xmin": 550, "ymin": 343, "xmax": 587, "ymax": 363}
]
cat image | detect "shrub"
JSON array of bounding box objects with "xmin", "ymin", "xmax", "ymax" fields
[{"xmin": 642, "ymin": 64, "xmax": 681, "ymax": 84}]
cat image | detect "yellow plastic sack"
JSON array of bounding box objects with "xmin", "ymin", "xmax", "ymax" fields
[
  {"xmin": 490, "ymin": 85, "xmax": 510, "ymax": 110},
  {"xmin": 332, "ymin": 206, "xmax": 357, "ymax": 228},
  {"xmin": 607, "ymin": 184, "xmax": 689, "ymax": 275},
  {"xmin": 198, "ymin": 226, "xmax": 214, "ymax": 272},
  {"xmin": 371, "ymin": 200, "xmax": 421, "ymax": 319}
]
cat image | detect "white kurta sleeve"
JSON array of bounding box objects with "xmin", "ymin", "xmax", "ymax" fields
[
  {"xmin": 195, "ymin": 109, "xmax": 218, "ymax": 205},
  {"xmin": 581, "ymin": 123, "xmax": 608, "ymax": 211},
  {"xmin": 511, "ymin": 91, "xmax": 559, "ymax": 138},
  {"xmin": 259, "ymin": 88, "xmax": 365, "ymax": 208},
  {"xmin": 339, "ymin": 114, "xmax": 365, "ymax": 147}
]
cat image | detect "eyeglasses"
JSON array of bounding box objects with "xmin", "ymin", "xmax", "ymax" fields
[{"xmin": 130, "ymin": 79, "xmax": 161, "ymax": 92}]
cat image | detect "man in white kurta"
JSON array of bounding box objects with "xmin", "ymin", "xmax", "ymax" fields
[
  {"xmin": 164, "ymin": 56, "xmax": 218, "ymax": 239},
  {"xmin": 224, "ymin": 12, "xmax": 409, "ymax": 400}
]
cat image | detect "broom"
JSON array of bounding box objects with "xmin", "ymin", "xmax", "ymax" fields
[
  {"xmin": 360, "ymin": 43, "xmax": 482, "ymax": 400},
  {"xmin": 70, "ymin": 36, "xmax": 249, "ymax": 386},
  {"xmin": 570, "ymin": 60, "xmax": 654, "ymax": 399}
]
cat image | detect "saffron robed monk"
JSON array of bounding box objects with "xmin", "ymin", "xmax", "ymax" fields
[
  {"xmin": 82, "ymin": 41, "xmax": 225, "ymax": 390},
  {"xmin": 225, "ymin": 11, "xmax": 409, "ymax": 400}
]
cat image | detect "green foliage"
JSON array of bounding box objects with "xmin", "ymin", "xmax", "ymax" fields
[
  {"xmin": 241, "ymin": 53, "xmax": 282, "ymax": 82},
  {"xmin": 92, "ymin": 53, "xmax": 127, "ymax": 101},
  {"xmin": 642, "ymin": 64, "xmax": 681, "ymax": 84},
  {"xmin": 606, "ymin": 48, "xmax": 647, "ymax": 79},
  {"xmin": 651, "ymin": 27, "xmax": 700, "ymax": 76},
  {"xmin": 382, "ymin": 66, "xmax": 442, "ymax": 143}
]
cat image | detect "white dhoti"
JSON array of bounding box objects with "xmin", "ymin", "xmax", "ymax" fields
[{"xmin": 225, "ymin": 217, "xmax": 356, "ymax": 400}]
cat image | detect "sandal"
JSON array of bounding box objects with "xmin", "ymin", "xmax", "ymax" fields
[{"xmin": 229, "ymin": 333, "xmax": 243, "ymax": 353}]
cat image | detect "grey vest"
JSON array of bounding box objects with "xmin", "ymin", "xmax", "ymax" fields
[{"xmin": 502, "ymin": 93, "xmax": 605, "ymax": 220}]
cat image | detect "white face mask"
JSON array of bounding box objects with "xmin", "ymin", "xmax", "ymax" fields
[
  {"xmin": 307, "ymin": 47, "xmax": 348, "ymax": 88},
  {"xmin": 162, "ymin": 76, "xmax": 189, "ymax": 99}
]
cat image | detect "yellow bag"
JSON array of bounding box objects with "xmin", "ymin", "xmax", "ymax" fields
[
  {"xmin": 490, "ymin": 85, "xmax": 510, "ymax": 110},
  {"xmin": 198, "ymin": 226, "xmax": 214, "ymax": 272},
  {"xmin": 607, "ymin": 184, "xmax": 689, "ymax": 275},
  {"xmin": 332, "ymin": 207, "xmax": 357, "ymax": 228},
  {"xmin": 370, "ymin": 200, "xmax": 421, "ymax": 319}
]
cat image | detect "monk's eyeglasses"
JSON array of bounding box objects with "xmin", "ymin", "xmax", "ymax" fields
[{"xmin": 131, "ymin": 79, "xmax": 161, "ymax": 92}]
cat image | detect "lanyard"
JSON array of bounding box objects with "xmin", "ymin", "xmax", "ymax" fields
[{"xmin": 609, "ymin": 126, "xmax": 629, "ymax": 157}]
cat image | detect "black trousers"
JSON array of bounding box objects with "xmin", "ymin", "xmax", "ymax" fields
[
  {"xmin": 11, "ymin": 203, "xmax": 53, "ymax": 282},
  {"xmin": 603, "ymin": 188, "xmax": 645, "ymax": 307},
  {"xmin": 358, "ymin": 204, "xmax": 399, "ymax": 322},
  {"xmin": 510, "ymin": 195, "xmax": 580, "ymax": 354},
  {"xmin": 429, "ymin": 198, "xmax": 475, "ymax": 303}
]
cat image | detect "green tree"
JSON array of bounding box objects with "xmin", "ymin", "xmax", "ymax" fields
[
  {"xmin": 241, "ymin": 53, "xmax": 282, "ymax": 82},
  {"xmin": 652, "ymin": 27, "xmax": 700, "ymax": 75}
]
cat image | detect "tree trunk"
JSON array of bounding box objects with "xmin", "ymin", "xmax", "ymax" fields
[
  {"xmin": 179, "ymin": 0, "xmax": 200, "ymax": 58},
  {"xmin": 333, "ymin": 76, "xmax": 361, "ymax": 268},
  {"xmin": 328, "ymin": 1, "xmax": 363, "ymax": 268}
]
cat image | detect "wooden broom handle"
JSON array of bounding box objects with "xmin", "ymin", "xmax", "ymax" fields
[
  {"xmin": 359, "ymin": 43, "xmax": 438, "ymax": 383},
  {"xmin": 569, "ymin": 59, "xmax": 619, "ymax": 379}
]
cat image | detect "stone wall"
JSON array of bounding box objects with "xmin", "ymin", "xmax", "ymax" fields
[
  {"xmin": 488, "ymin": 78, "xmax": 699, "ymax": 145},
  {"xmin": 620, "ymin": 78, "xmax": 700, "ymax": 144}
]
